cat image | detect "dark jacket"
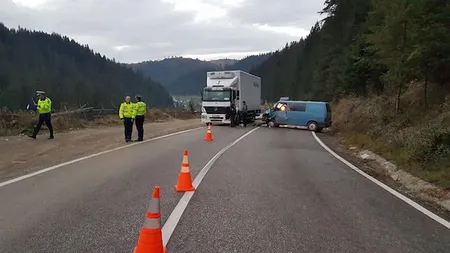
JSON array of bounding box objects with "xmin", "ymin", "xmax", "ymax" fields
[{"xmin": 226, "ymin": 104, "xmax": 237, "ymax": 119}]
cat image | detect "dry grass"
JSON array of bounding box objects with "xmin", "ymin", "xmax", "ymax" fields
[
  {"xmin": 0, "ymin": 108, "xmax": 198, "ymax": 137},
  {"xmin": 332, "ymin": 83, "xmax": 450, "ymax": 189}
]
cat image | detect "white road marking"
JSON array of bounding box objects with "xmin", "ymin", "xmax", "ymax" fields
[
  {"xmin": 162, "ymin": 127, "xmax": 260, "ymax": 246},
  {"xmin": 0, "ymin": 127, "xmax": 203, "ymax": 188},
  {"xmin": 311, "ymin": 132, "xmax": 450, "ymax": 230}
]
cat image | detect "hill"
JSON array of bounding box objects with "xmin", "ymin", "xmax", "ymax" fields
[
  {"xmin": 209, "ymin": 59, "xmax": 239, "ymax": 68},
  {"xmin": 128, "ymin": 57, "xmax": 218, "ymax": 90},
  {"xmin": 0, "ymin": 23, "xmax": 173, "ymax": 111},
  {"xmin": 129, "ymin": 53, "xmax": 271, "ymax": 95},
  {"xmin": 167, "ymin": 53, "xmax": 272, "ymax": 95},
  {"xmin": 251, "ymin": 0, "xmax": 450, "ymax": 188}
]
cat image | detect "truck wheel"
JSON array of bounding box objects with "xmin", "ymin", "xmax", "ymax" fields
[{"xmin": 307, "ymin": 121, "xmax": 319, "ymax": 132}]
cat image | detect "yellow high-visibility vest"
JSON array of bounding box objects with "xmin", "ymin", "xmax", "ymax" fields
[
  {"xmin": 119, "ymin": 102, "xmax": 135, "ymax": 119},
  {"xmin": 37, "ymin": 98, "xmax": 52, "ymax": 114},
  {"xmin": 134, "ymin": 101, "xmax": 147, "ymax": 116}
]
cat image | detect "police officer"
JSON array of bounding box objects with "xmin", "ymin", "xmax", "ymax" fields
[
  {"xmin": 134, "ymin": 95, "xmax": 147, "ymax": 142},
  {"xmin": 119, "ymin": 96, "xmax": 135, "ymax": 142},
  {"xmin": 241, "ymin": 101, "xmax": 248, "ymax": 127},
  {"xmin": 28, "ymin": 91, "xmax": 54, "ymax": 139}
]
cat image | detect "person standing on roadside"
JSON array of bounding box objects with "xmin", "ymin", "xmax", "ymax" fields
[
  {"xmin": 230, "ymin": 102, "xmax": 237, "ymax": 127},
  {"xmin": 133, "ymin": 94, "xmax": 146, "ymax": 142},
  {"xmin": 119, "ymin": 96, "xmax": 135, "ymax": 142},
  {"xmin": 28, "ymin": 91, "xmax": 54, "ymax": 139},
  {"xmin": 241, "ymin": 101, "xmax": 248, "ymax": 127}
]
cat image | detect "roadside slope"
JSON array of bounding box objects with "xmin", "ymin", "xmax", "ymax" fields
[{"xmin": 0, "ymin": 119, "xmax": 202, "ymax": 181}]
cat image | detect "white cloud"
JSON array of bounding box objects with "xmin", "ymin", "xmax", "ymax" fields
[
  {"xmin": 1, "ymin": 0, "xmax": 324, "ymax": 63},
  {"xmin": 113, "ymin": 45, "xmax": 133, "ymax": 51},
  {"xmin": 161, "ymin": 0, "xmax": 229, "ymax": 23},
  {"xmin": 254, "ymin": 24, "xmax": 309, "ymax": 37},
  {"xmin": 12, "ymin": 0, "xmax": 46, "ymax": 8}
]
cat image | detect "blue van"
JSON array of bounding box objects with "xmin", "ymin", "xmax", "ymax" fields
[{"xmin": 262, "ymin": 100, "xmax": 332, "ymax": 132}]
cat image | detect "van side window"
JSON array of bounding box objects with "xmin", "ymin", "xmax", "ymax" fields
[{"xmin": 290, "ymin": 103, "xmax": 306, "ymax": 112}]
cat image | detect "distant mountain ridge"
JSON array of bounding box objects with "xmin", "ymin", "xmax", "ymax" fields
[
  {"xmin": 129, "ymin": 53, "xmax": 271, "ymax": 95},
  {"xmin": 209, "ymin": 59, "xmax": 239, "ymax": 68}
]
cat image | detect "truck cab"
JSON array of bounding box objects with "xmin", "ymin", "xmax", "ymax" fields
[
  {"xmin": 201, "ymin": 70, "xmax": 261, "ymax": 125},
  {"xmin": 201, "ymin": 87, "xmax": 236, "ymax": 124}
]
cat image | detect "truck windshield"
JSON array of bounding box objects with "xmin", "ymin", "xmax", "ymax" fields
[{"xmin": 202, "ymin": 90, "xmax": 231, "ymax": 101}]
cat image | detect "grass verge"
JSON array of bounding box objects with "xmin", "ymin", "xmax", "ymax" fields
[
  {"xmin": 0, "ymin": 109, "xmax": 198, "ymax": 137},
  {"xmin": 331, "ymin": 84, "xmax": 450, "ymax": 189}
]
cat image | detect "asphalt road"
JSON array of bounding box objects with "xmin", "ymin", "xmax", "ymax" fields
[{"xmin": 1, "ymin": 126, "xmax": 450, "ymax": 253}]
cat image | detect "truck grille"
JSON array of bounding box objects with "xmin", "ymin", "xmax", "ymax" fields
[{"xmin": 204, "ymin": 106, "xmax": 228, "ymax": 114}]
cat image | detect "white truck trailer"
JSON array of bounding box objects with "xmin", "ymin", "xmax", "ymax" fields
[{"xmin": 201, "ymin": 70, "xmax": 261, "ymax": 125}]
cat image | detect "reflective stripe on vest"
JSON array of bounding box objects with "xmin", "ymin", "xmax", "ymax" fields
[
  {"xmin": 135, "ymin": 101, "xmax": 147, "ymax": 116},
  {"xmin": 119, "ymin": 102, "xmax": 135, "ymax": 119}
]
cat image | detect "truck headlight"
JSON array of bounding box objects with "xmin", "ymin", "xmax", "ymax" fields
[{"xmin": 201, "ymin": 107, "xmax": 206, "ymax": 113}]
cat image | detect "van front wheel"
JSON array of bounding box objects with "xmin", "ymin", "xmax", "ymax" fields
[{"xmin": 307, "ymin": 121, "xmax": 319, "ymax": 132}]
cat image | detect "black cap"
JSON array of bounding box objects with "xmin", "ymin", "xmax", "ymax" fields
[{"xmin": 135, "ymin": 94, "xmax": 142, "ymax": 99}]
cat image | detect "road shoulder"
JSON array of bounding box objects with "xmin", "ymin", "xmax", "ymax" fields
[
  {"xmin": 316, "ymin": 132, "xmax": 450, "ymax": 223},
  {"xmin": 0, "ymin": 119, "xmax": 202, "ymax": 182}
]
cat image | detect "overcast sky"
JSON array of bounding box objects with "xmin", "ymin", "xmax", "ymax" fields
[{"xmin": 1, "ymin": 0, "xmax": 324, "ymax": 63}]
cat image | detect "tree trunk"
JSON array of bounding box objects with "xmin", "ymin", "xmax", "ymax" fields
[
  {"xmin": 396, "ymin": 7, "xmax": 408, "ymax": 114},
  {"xmin": 424, "ymin": 71, "xmax": 428, "ymax": 108},
  {"xmin": 396, "ymin": 83, "xmax": 402, "ymax": 113}
]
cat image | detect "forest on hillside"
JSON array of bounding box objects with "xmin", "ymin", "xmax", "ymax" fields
[
  {"xmin": 251, "ymin": 0, "xmax": 450, "ymax": 188},
  {"xmin": 128, "ymin": 57, "xmax": 215, "ymax": 92},
  {"xmin": 252, "ymin": 0, "xmax": 450, "ymax": 106},
  {"xmin": 130, "ymin": 53, "xmax": 271, "ymax": 95},
  {"xmin": 0, "ymin": 23, "xmax": 173, "ymax": 111},
  {"xmin": 166, "ymin": 53, "xmax": 272, "ymax": 95}
]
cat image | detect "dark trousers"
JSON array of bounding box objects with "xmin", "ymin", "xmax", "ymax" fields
[
  {"xmin": 242, "ymin": 112, "xmax": 248, "ymax": 127},
  {"xmin": 123, "ymin": 118, "xmax": 133, "ymax": 140},
  {"xmin": 32, "ymin": 113, "xmax": 54, "ymax": 137},
  {"xmin": 230, "ymin": 113, "xmax": 236, "ymax": 127},
  {"xmin": 135, "ymin": 115, "xmax": 144, "ymax": 141}
]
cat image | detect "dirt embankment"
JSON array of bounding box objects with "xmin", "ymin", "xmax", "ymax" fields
[
  {"xmin": 0, "ymin": 119, "xmax": 202, "ymax": 182},
  {"xmin": 331, "ymin": 84, "xmax": 450, "ymax": 189},
  {"xmin": 319, "ymin": 84, "xmax": 450, "ymax": 217}
]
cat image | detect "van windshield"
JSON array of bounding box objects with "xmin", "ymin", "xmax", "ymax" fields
[
  {"xmin": 274, "ymin": 102, "xmax": 287, "ymax": 111},
  {"xmin": 202, "ymin": 90, "xmax": 231, "ymax": 101}
]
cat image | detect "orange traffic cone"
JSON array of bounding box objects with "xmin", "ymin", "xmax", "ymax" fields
[
  {"xmin": 133, "ymin": 186, "xmax": 166, "ymax": 253},
  {"xmin": 174, "ymin": 150, "xmax": 196, "ymax": 192},
  {"xmin": 204, "ymin": 124, "xmax": 213, "ymax": 142}
]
